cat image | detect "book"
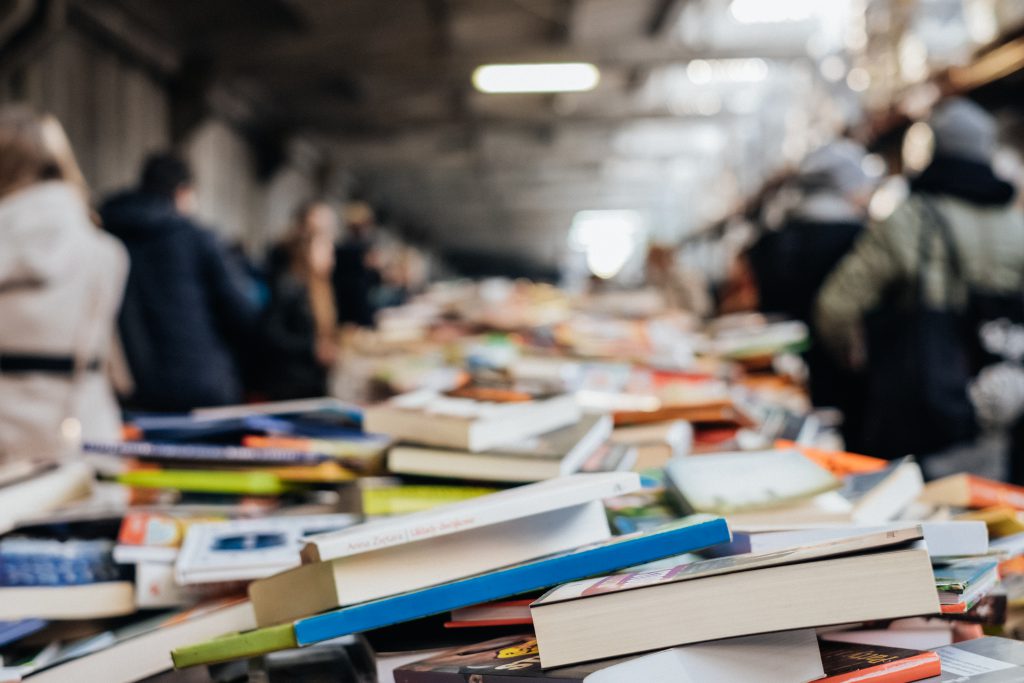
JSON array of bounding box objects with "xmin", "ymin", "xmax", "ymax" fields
[
  {"xmin": 250, "ymin": 500, "xmax": 612, "ymax": 626},
  {"xmin": 386, "ymin": 414, "xmax": 613, "ymax": 482},
  {"xmin": 930, "ymin": 637, "xmax": 1024, "ymax": 680},
  {"xmin": 190, "ymin": 397, "xmax": 362, "ymax": 422},
  {"xmin": 713, "ymin": 521, "xmax": 989, "ymax": 559},
  {"xmin": 529, "ymin": 528, "xmax": 939, "ymax": 667},
  {"xmin": 393, "ymin": 630, "xmax": 824, "ymax": 682},
  {"xmin": 0, "ymin": 462, "xmax": 92, "ymax": 535},
  {"xmin": 934, "ymin": 559, "xmax": 1000, "ymax": 614},
  {"xmin": 610, "ymin": 420, "xmax": 692, "ymax": 471},
  {"xmin": 777, "ymin": 441, "xmax": 888, "ymax": 477},
  {"xmin": 241, "ymin": 434, "xmax": 390, "ymax": 470},
  {"xmin": 664, "ymin": 449, "xmax": 840, "ymax": 515},
  {"xmin": 175, "ymin": 514, "xmax": 358, "ymax": 585},
  {"xmin": 0, "ymin": 618, "xmax": 48, "ymax": 648},
  {"xmin": 0, "ymin": 538, "xmax": 120, "ymax": 586},
  {"xmin": 447, "ymin": 601, "xmax": 533, "ymax": 628},
  {"xmin": 0, "ymin": 581, "xmax": 135, "ymax": 620},
  {"xmin": 116, "ymin": 469, "xmax": 290, "ymax": 496},
  {"xmin": 113, "ymin": 511, "xmax": 224, "ymax": 564},
  {"xmin": 363, "ymin": 390, "xmax": 582, "ymax": 452},
  {"xmin": 171, "ymin": 516, "xmax": 731, "ymax": 667},
  {"xmin": 818, "ymin": 640, "xmax": 940, "ymax": 682},
  {"xmin": 921, "ymin": 474, "xmax": 1024, "ymax": 511},
  {"xmin": 722, "ymin": 458, "xmax": 924, "ymax": 530},
  {"xmin": 356, "ymin": 481, "xmax": 499, "ymax": 516},
  {"xmin": 83, "ymin": 440, "xmax": 333, "ymax": 466},
  {"xmin": 612, "ymin": 402, "xmax": 756, "ymax": 429},
  {"xmin": 300, "ymin": 472, "xmax": 641, "ymax": 563},
  {"xmin": 958, "ymin": 507, "xmax": 1024, "ymax": 538},
  {"xmin": 23, "ymin": 599, "xmax": 255, "ymax": 683}
]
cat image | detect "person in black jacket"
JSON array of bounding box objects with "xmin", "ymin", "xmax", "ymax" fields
[
  {"xmin": 746, "ymin": 141, "xmax": 876, "ymax": 450},
  {"xmin": 333, "ymin": 202, "xmax": 381, "ymax": 328},
  {"xmin": 260, "ymin": 201, "xmax": 340, "ymax": 400},
  {"xmin": 100, "ymin": 154, "xmax": 260, "ymax": 411}
]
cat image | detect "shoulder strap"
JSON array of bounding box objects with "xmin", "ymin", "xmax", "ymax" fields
[{"xmin": 917, "ymin": 195, "xmax": 965, "ymax": 303}]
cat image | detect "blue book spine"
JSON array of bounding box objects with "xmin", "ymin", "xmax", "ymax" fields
[
  {"xmin": 293, "ymin": 516, "xmax": 730, "ymax": 646},
  {"xmin": 0, "ymin": 619, "xmax": 48, "ymax": 647},
  {"xmin": 83, "ymin": 441, "xmax": 330, "ymax": 465}
]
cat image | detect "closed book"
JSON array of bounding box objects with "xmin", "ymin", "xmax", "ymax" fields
[
  {"xmin": 714, "ymin": 521, "xmax": 989, "ymax": 560},
  {"xmin": 172, "ymin": 516, "xmax": 730, "ymax": 667},
  {"xmin": 530, "ymin": 528, "xmax": 939, "ymax": 668},
  {"xmin": 934, "ymin": 559, "xmax": 1000, "ymax": 614},
  {"xmin": 447, "ymin": 601, "xmax": 533, "ymax": 628},
  {"xmin": 818, "ymin": 640, "xmax": 940, "ymax": 682},
  {"xmin": 83, "ymin": 440, "xmax": 333, "ymax": 466},
  {"xmin": 28, "ymin": 598, "xmax": 255, "ymax": 682},
  {"xmin": 300, "ymin": 472, "xmax": 641, "ymax": 563},
  {"xmin": 665, "ymin": 449, "xmax": 840, "ymax": 515},
  {"xmin": 724, "ymin": 458, "xmax": 924, "ymax": 530},
  {"xmin": 116, "ymin": 468, "xmax": 289, "ymax": 496},
  {"xmin": 251, "ymin": 500, "xmax": 611, "ymax": 626},
  {"xmin": 394, "ymin": 630, "xmax": 824, "ymax": 683},
  {"xmin": 359, "ymin": 482, "xmax": 499, "ymax": 516},
  {"xmin": 387, "ymin": 414, "xmax": 613, "ymax": 482},
  {"xmin": 0, "ymin": 581, "xmax": 135, "ymax": 620},
  {"xmin": 363, "ymin": 390, "xmax": 581, "ymax": 452},
  {"xmin": 921, "ymin": 474, "xmax": 1024, "ymax": 511},
  {"xmin": 176, "ymin": 514, "xmax": 357, "ymax": 585}
]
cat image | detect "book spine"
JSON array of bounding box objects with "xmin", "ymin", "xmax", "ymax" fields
[{"xmin": 84, "ymin": 441, "xmax": 330, "ymax": 465}]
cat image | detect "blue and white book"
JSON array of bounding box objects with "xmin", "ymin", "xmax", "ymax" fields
[
  {"xmin": 294, "ymin": 515, "xmax": 729, "ymax": 645},
  {"xmin": 171, "ymin": 515, "xmax": 730, "ymax": 667}
]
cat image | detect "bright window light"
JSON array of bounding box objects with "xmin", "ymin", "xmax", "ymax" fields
[
  {"xmin": 568, "ymin": 210, "xmax": 647, "ymax": 280},
  {"xmin": 472, "ymin": 63, "xmax": 600, "ymax": 94},
  {"xmin": 730, "ymin": 0, "xmax": 815, "ymax": 23}
]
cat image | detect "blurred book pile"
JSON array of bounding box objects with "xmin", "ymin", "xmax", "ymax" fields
[{"xmin": 2, "ymin": 281, "xmax": 1023, "ymax": 682}]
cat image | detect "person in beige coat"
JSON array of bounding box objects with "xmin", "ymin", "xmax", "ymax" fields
[{"xmin": 0, "ymin": 106, "xmax": 128, "ymax": 465}]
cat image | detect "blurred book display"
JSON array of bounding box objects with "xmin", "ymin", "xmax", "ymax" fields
[{"xmin": 2, "ymin": 289, "xmax": 1022, "ymax": 683}]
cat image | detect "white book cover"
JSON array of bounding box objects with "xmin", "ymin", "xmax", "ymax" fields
[
  {"xmin": 176, "ymin": 514, "xmax": 357, "ymax": 584},
  {"xmin": 302, "ymin": 472, "xmax": 641, "ymax": 563}
]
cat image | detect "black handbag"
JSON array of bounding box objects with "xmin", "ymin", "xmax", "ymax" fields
[{"xmin": 862, "ymin": 196, "xmax": 978, "ymax": 459}]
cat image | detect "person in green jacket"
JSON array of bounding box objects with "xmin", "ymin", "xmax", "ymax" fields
[{"xmin": 815, "ymin": 98, "xmax": 1024, "ymax": 471}]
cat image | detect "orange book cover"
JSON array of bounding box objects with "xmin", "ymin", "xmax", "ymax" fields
[
  {"xmin": 819, "ymin": 640, "xmax": 940, "ymax": 682},
  {"xmin": 963, "ymin": 475, "xmax": 1024, "ymax": 510},
  {"xmin": 777, "ymin": 441, "xmax": 888, "ymax": 478}
]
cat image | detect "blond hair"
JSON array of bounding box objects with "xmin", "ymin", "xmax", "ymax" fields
[{"xmin": 0, "ymin": 105, "xmax": 88, "ymax": 201}]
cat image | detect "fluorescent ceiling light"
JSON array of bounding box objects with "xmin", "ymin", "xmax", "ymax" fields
[
  {"xmin": 686, "ymin": 58, "xmax": 769, "ymax": 84},
  {"xmin": 472, "ymin": 63, "xmax": 600, "ymax": 94}
]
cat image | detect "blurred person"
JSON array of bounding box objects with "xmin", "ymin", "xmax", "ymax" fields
[
  {"xmin": 0, "ymin": 106, "xmax": 127, "ymax": 463},
  {"xmin": 259, "ymin": 201, "xmax": 340, "ymax": 399},
  {"xmin": 747, "ymin": 141, "xmax": 876, "ymax": 450},
  {"xmin": 101, "ymin": 154, "xmax": 260, "ymax": 411},
  {"xmin": 816, "ymin": 98, "xmax": 1024, "ymax": 471},
  {"xmin": 645, "ymin": 244, "xmax": 712, "ymax": 319},
  {"xmin": 334, "ymin": 201, "xmax": 381, "ymax": 328}
]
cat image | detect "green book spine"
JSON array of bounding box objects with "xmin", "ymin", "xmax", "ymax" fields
[
  {"xmin": 117, "ymin": 469, "xmax": 288, "ymax": 496},
  {"xmin": 172, "ymin": 623, "xmax": 298, "ymax": 668}
]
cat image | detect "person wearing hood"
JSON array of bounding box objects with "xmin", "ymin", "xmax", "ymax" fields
[
  {"xmin": 746, "ymin": 140, "xmax": 875, "ymax": 450},
  {"xmin": 816, "ymin": 98, "xmax": 1024, "ymax": 465},
  {"xmin": 0, "ymin": 106, "xmax": 127, "ymax": 464},
  {"xmin": 100, "ymin": 154, "xmax": 260, "ymax": 411}
]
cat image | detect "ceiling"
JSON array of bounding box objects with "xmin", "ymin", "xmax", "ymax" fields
[{"xmin": 87, "ymin": 0, "xmax": 863, "ymax": 273}]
